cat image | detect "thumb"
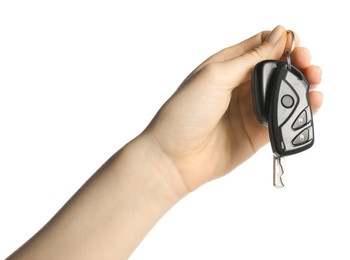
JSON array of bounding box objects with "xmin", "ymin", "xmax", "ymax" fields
[{"xmin": 220, "ymin": 25, "xmax": 288, "ymax": 89}]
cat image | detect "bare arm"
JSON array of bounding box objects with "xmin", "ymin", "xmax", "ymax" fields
[{"xmin": 7, "ymin": 136, "xmax": 187, "ymax": 259}]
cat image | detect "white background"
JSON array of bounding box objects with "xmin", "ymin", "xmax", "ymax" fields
[{"xmin": 0, "ymin": 1, "xmax": 348, "ymax": 259}]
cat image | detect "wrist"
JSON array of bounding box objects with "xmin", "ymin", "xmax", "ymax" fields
[{"xmin": 121, "ymin": 133, "xmax": 189, "ymax": 209}]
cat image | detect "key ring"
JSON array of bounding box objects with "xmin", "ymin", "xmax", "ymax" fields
[{"xmin": 285, "ymin": 30, "xmax": 295, "ymax": 70}]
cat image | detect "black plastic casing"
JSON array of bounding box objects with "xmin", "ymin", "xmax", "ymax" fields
[{"xmin": 252, "ymin": 60, "xmax": 314, "ymax": 157}]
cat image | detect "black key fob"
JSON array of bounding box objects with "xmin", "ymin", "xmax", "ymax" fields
[
  {"xmin": 252, "ymin": 60, "xmax": 314, "ymax": 157},
  {"xmin": 269, "ymin": 62, "xmax": 314, "ymax": 157}
]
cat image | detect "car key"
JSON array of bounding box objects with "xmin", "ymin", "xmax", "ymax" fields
[
  {"xmin": 269, "ymin": 61, "xmax": 314, "ymax": 187},
  {"xmin": 273, "ymin": 155, "xmax": 285, "ymax": 188},
  {"xmin": 252, "ymin": 30, "xmax": 315, "ymax": 188}
]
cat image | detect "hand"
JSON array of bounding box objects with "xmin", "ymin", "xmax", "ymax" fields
[{"xmin": 145, "ymin": 25, "xmax": 323, "ymax": 191}]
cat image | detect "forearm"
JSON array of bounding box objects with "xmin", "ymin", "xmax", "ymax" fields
[{"xmin": 7, "ymin": 134, "xmax": 188, "ymax": 260}]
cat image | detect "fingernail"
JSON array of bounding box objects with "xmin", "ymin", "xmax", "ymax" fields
[{"xmin": 266, "ymin": 25, "xmax": 284, "ymax": 44}]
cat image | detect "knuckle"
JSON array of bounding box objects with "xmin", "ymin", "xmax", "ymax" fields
[{"xmin": 244, "ymin": 46, "xmax": 265, "ymax": 62}]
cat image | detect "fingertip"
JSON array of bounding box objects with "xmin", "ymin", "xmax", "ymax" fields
[
  {"xmin": 305, "ymin": 65, "xmax": 323, "ymax": 85},
  {"xmin": 292, "ymin": 47, "xmax": 311, "ymax": 69},
  {"xmin": 309, "ymin": 91, "xmax": 323, "ymax": 114},
  {"xmin": 265, "ymin": 25, "xmax": 285, "ymax": 45}
]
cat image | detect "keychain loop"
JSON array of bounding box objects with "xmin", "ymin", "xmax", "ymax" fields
[
  {"xmin": 285, "ymin": 30, "xmax": 295, "ymax": 70},
  {"xmin": 286, "ymin": 50, "xmax": 292, "ymax": 70}
]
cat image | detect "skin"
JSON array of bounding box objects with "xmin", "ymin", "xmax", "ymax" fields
[{"xmin": 7, "ymin": 25, "xmax": 323, "ymax": 260}]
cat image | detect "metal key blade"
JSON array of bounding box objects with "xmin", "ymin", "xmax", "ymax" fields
[{"xmin": 273, "ymin": 155, "xmax": 285, "ymax": 188}]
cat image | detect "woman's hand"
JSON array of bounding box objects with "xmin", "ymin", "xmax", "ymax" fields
[{"xmin": 145, "ymin": 25, "xmax": 323, "ymax": 191}]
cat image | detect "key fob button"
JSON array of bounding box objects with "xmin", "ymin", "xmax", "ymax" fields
[
  {"xmin": 281, "ymin": 94, "xmax": 294, "ymax": 108},
  {"xmin": 292, "ymin": 128, "xmax": 309, "ymax": 146},
  {"xmin": 292, "ymin": 109, "xmax": 307, "ymax": 130}
]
